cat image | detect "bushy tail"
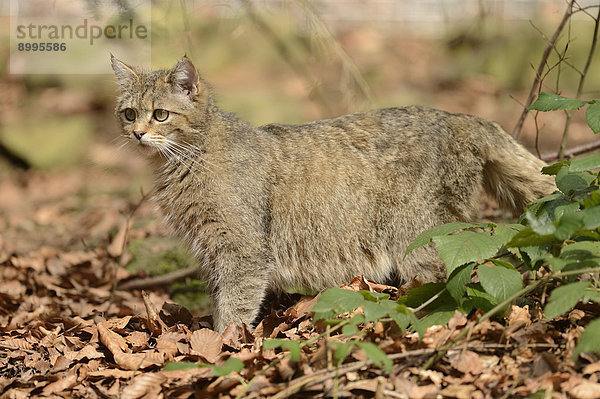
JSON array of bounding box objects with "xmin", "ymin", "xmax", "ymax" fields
[{"xmin": 482, "ymin": 123, "xmax": 556, "ymax": 215}]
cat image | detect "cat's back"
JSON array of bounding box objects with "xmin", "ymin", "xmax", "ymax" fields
[{"xmin": 259, "ymin": 106, "xmax": 479, "ymax": 152}]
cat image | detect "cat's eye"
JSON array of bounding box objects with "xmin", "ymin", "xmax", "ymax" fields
[
  {"xmin": 124, "ymin": 108, "xmax": 136, "ymax": 121},
  {"xmin": 153, "ymin": 109, "xmax": 169, "ymax": 122}
]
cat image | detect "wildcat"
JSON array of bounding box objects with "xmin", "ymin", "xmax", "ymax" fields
[{"xmin": 111, "ymin": 56, "xmax": 555, "ymax": 332}]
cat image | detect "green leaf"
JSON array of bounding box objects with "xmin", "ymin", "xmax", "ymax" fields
[
  {"xmin": 545, "ymin": 255, "xmax": 567, "ymax": 272},
  {"xmin": 355, "ymin": 342, "xmax": 393, "ymax": 372},
  {"xmin": 351, "ymin": 313, "xmax": 365, "ymax": 325},
  {"xmin": 586, "ymin": 101, "xmax": 600, "ymax": 133},
  {"xmin": 528, "ymin": 92, "xmax": 587, "ymax": 111},
  {"xmin": 212, "ymin": 358, "xmax": 244, "ymax": 377},
  {"xmin": 541, "ymin": 161, "xmax": 570, "ymax": 176},
  {"xmin": 382, "ymin": 302, "xmax": 412, "ymax": 331},
  {"xmin": 478, "ymin": 263, "xmax": 523, "ymax": 303},
  {"xmin": 358, "ymin": 290, "xmax": 390, "ymax": 302},
  {"xmin": 553, "ymin": 202, "xmax": 581, "ymax": 221},
  {"xmin": 569, "ymin": 153, "xmax": 600, "ymax": 172},
  {"xmin": 333, "ymin": 341, "xmax": 354, "ymax": 365},
  {"xmin": 402, "ymin": 282, "xmax": 447, "ymax": 308},
  {"xmin": 573, "ymin": 318, "xmax": 600, "ymax": 359},
  {"xmin": 446, "ymin": 263, "xmax": 476, "ymax": 302},
  {"xmin": 526, "ymin": 211, "xmax": 556, "ymax": 235},
  {"xmin": 466, "ymin": 283, "xmax": 497, "ymax": 312},
  {"xmin": 412, "ymin": 307, "xmax": 457, "ymax": 337},
  {"xmin": 342, "ymin": 324, "xmax": 359, "ymax": 336},
  {"xmin": 494, "ymin": 224, "xmax": 525, "ymax": 244},
  {"xmin": 405, "ymin": 222, "xmax": 478, "ymax": 256},
  {"xmin": 582, "ymin": 206, "xmax": 600, "ymax": 229},
  {"xmin": 363, "ymin": 301, "xmax": 388, "ymax": 323},
  {"xmin": 556, "ymin": 167, "xmax": 597, "ymax": 195},
  {"xmin": 163, "ymin": 361, "xmax": 200, "ymax": 371},
  {"xmin": 311, "ymin": 288, "xmax": 365, "ymax": 316},
  {"xmin": 507, "ymin": 226, "xmax": 554, "ymax": 248},
  {"xmin": 433, "ymin": 231, "xmax": 505, "ymax": 276},
  {"xmin": 560, "ymin": 241, "xmax": 600, "ymax": 256},
  {"xmin": 263, "ymin": 339, "xmax": 302, "ymax": 362},
  {"xmin": 554, "ymin": 212, "xmax": 583, "ymax": 241},
  {"xmin": 544, "ymin": 281, "xmax": 590, "ymax": 319}
]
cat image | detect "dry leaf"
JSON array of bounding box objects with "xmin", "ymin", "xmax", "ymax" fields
[
  {"xmin": 107, "ymin": 219, "xmax": 132, "ymax": 258},
  {"xmin": 450, "ymin": 350, "xmax": 483, "ymax": 375},
  {"xmin": 190, "ymin": 328, "xmax": 223, "ymax": 363},
  {"xmin": 73, "ymin": 344, "xmax": 104, "ymax": 361},
  {"xmin": 113, "ymin": 351, "xmax": 164, "ymax": 370},
  {"xmin": 570, "ymin": 382, "xmax": 600, "ymax": 399},
  {"xmin": 97, "ymin": 322, "xmax": 129, "ymax": 355},
  {"xmin": 120, "ymin": 372, "xmax": 166, "ymax": 399},
  {"xmin": 583, "ymin": 362, "xmax": 600, "ymax": 375},
  {"xmin": 440, "ymin": 384, "xmax": 476, "ymax": 399},
  {"xmin": 507, "ymin": 305, "xmax": 531, "ymax": 327},
  {"xmin": 41, "ymin": 371, "xmax": 77, "ymax": 395},
  {"xmin": 409, "ymin": 384, "xmax": 440, "ymax": 399},
  {"xmin": 155, "ymin": 337, "xmax": 179, "ymax": 359}
]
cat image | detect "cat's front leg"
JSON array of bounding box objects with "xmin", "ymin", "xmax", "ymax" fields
[{"xmin": 210, "ymin": 250, "xmax": 270, "ymax": 332}]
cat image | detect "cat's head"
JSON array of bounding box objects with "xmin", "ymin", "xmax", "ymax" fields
[{"xmin": 111, "ymin": 55, "xmax": 212, "ymax": 159}]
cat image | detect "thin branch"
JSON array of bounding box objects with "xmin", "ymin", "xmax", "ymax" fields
[
  {"xmin": 558, "ymin": 2, "xmax": 600, "ymax": 159},
  {"xmin": 512, "ymin": 1, "xmax": 574, "ymax": 139},
  {"xmin": 117, "ymin": 263, "xmax": 202, "ymax": 290},
  {"xmin": 541, "ymin": 139, "xmax": 600, "ymax": 162}
]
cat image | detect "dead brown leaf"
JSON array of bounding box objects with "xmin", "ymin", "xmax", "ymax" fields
[
  {"xmin": 113, "ymin": 351, "xmax": 164, "ymax": 370},
  {"xmin": 190, "ymin": 328, "xmax": 223, "ymax": 363},
  {"xmin": 450, "ymin": 350, "xmax": 483, "ymax": 375},
  {"xmin": 570, "ymin": 381, "xmax": 600, "ymax": 399},
  {"xmin": 120, "ymin": 372, "xmax": 166, "ymax": 399}
]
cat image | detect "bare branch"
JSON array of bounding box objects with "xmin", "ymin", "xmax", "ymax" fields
[
  {"xmin": 512, "ymin": 1, "xmax": 575, "ymax": 139},
  {"xmin": 542, "ymin": 139, "xmax": 600, "ymax": 162},
  {"xmin": 558, "ymin": 2, "xmax": 600, "ymax": 159}
]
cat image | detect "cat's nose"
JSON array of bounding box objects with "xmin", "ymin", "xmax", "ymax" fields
[{"xmin": 133, "ymin": 130, "xmax": 146, "ymax": 140}]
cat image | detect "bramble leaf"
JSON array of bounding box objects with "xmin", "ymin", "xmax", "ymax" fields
[
  {"xmin": 586, "ymin": 101, "xmax": 600, "ymax": 133},
  {"xmin": 263, "ymin": 339, "xmax": 301, "ymax": 362},
  {"xmin": 355, "ymin": 342, "xmax": 393, "ymax": 372},
  {"xmin": 528, "ymin": 92, "xmax": 587, "ymax": 111},
  {"xmin": 311, "ymin": 288, "xmax": 365, "ymax": 317},
  {"xmin": 163, "ymin": 361, "xmax": 200, "ymax": 371},
  {"xmin": 573, "ymin": 318, "xmax": 600, "ymax": 359},
  {"xmin": 212, "ymin": 358, "xmax": 244, "ymax": 376},
  {"xmin": 569, "ymin": 153, "xmax": 600, "ymax": 172},
  {"xmin": 478, "ymin": 263, "xmax": 523, "ymax": 303},
  {"xmin": 544, "ymin": 281, "xmax": 590, "ymax": 319},
  {"xmin": 446, "ymin": 263, "xmax": 476, "ymax": 302},
  {"xmin": 432, "ymin": 231, "xmax": 505, "ymax": 276},
  {"xmin": 405, "ymin": 222, "xmax": 478, "ymax": 256}
]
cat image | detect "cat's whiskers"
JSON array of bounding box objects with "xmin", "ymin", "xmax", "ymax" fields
[
  {"xmin": 154, "ymin": 138, "xmax": 211, "ymax": 181},
  {"xmin": 172, "ymin": 139, "xmax": 221, "ymax": 171},
  {"xmin": 160, "ymin": 145, "xmax": 204, "ymax": 183},
  {"xmin": 162, "ymin": 138, "xmax": 215, "ymax": 174}
]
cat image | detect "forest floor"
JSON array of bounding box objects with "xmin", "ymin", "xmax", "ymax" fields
[{"xmin": 1, "ymin": 147, "xmax": 600, "ymax": 399}]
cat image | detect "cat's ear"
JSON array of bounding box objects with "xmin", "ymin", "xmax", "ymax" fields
[
  {"xmin": 167, "ymin": 56, "xmax": 202, "ymax": 98},
  {"xmin": 110, "ymin": 54, "xmax": 137, "ymax": 85}
]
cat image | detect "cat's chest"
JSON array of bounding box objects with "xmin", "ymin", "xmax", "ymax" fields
[{"xmin": 152, "ymin": 166, "xmax": 214, "ymax": 242}]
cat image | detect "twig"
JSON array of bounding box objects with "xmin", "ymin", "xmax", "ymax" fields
[
  {"xmin": 0, "ymin": 343, "xmax": 36, "ymax": 354},
  {"xmin": 106, "ymin": 191, "xmax": 148, "ymax": 313},
  {"xmin": 512, "ymin": 1, "xmax": 574, "ymax": 139},
  {"xmin": 117, "ymin": 263, "xmax": 202, "ymax": 290},
  {"xmin": 541, "ymin": 139, "xmax": 600, "ymax": 162},
  {"xmin": 558, "ymin": 2, "xmax": 600, "ymax": 159}
]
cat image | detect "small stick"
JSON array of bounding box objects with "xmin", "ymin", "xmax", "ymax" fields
[{"xmin": 512, "ymin": 1, "xmax": 574, "ymax": 139}]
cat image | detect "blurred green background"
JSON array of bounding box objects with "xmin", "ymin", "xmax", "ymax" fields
[{"xmin": 0, "ymin": 0, "xmax": 599, "ymax": 312}]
